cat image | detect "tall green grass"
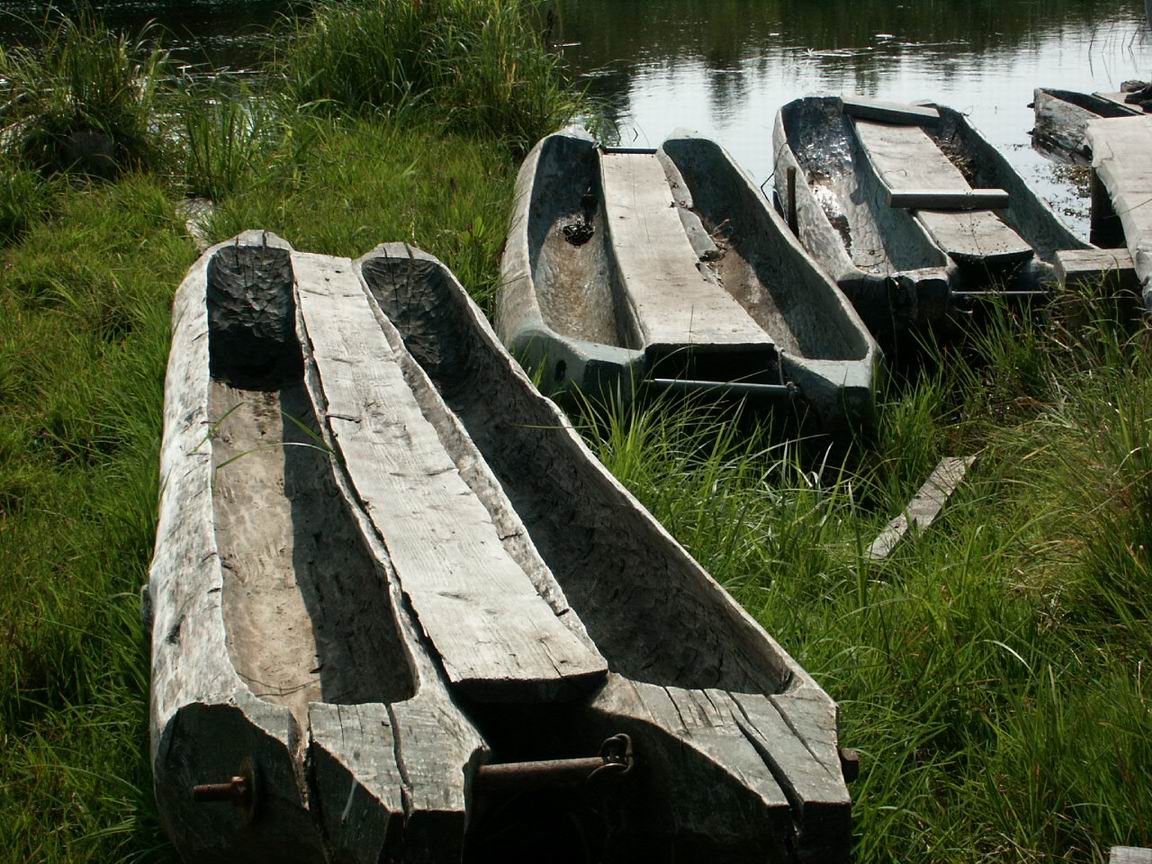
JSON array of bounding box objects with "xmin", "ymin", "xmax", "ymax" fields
[
  {"xmin": 0, "ymin": 12, "xmax": 170, "ymax": 178},
  {"xmin": 280, "ymin": 0, "xmax": 585, "ymax": 153}
]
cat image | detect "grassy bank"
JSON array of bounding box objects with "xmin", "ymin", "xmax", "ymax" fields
[{"xmin": 1, "ymin": 4, "xmax": 1149, "ymax": 864}]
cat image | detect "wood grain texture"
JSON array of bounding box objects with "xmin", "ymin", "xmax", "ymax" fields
[
  {"xmin": 868, "ymin": 456, "xmax": 975, "ymax": 560},
  {"xmin": 1111, "ymin": 848, "xmax": 1152, "ymax": 864},
  {"xmin": 1087, "ymin": 116, "xmax": 1152, "ymax": 300},
  {"xmin": 360, "ymin": 243, "xmax": 854, "ymax": 862},
  {"xmin": 1054, "ymin": 247, "xmax": 1137, "ymax": 289},
  {"xmin": 839, "ymin": 95, "xmax": 941, "ymax": 125},
  {"xmin": 600, "ymin": 149, "xmax": 775, "ymax": 351},
  {"xmin": 295, "ymin": 251, "xmax": 607, "ymax": 702},
  {"xmin": 854, "ymin": 119, "xmax": 1033, "ymax": 265}
]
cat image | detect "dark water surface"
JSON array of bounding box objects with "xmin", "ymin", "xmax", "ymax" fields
[{"xmin": 2, "ymin": 0, "xmax": 1149, "ymax": 235}]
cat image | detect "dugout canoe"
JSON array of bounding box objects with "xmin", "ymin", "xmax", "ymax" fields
[
  {"xmin": 498, "ymin": 129, "xmax": 880, "ymax": 434},
  {"xmin": 773, "ymin": 95, "xmax": 1091, "ymax": 337},
  {"xmin": 358, "ymin": 242, "xmax": 855, "ymax": 863},
  {"xmin": 1031, "ymin": 87, "xmax": 1143, "ymax": 164},
  {"xmin": 146, "ymin": 231, "xmax": 488, "ymax": 864}
]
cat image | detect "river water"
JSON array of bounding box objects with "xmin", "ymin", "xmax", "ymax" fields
[{"xmin": 2, "ymin": 0, "xmax": 1149, "ymax": 236}]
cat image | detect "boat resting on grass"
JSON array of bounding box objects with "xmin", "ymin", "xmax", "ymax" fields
[
  {"xmin": 1031, "ymin": 87, "xmax": 1146, "ymax": 164},
  {"xmin": 498, "ymin": 129, "xmax": 880, "ymax": 434},
  {"xmin": 359, "ymin": 242, "xmax": 855, "ymax": 863},
  {"xmin": 150, "ymin": 233, "xmax": 855, "ymax": 862},
  {"xmin": 774, "ymin": 95, "xmax": 1091, "ymax": 339},
  {"xmin": 146, "ymin": 231, "xmax": 488, "ymax": 864}
]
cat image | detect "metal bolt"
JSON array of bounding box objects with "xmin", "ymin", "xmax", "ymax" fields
[{"xmin": 192, "ymin": 757, "xmax": 258, "ymax": 823}]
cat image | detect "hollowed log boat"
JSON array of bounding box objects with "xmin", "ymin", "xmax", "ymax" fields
[
  {"xmin": 151, "ymin": 232, "xmax": 854, "ymax": 863},
  {"xmin": 1031, "ymin": 87, "xmax": 1144, "ymax": 164},
  {"xmin": 358, "ymin": 243, "xmax": 854, "ymax": 863},
  {"xmin": 498, "ymin": 129, "xmax": 880, "ymax": 434},
  {"xmin": 774, "ymin": 95, "xmax": 1091, "ymax": 338},
  {"xmin": 147, "ymin": 231, "xmax": 488, "ymax": 864}
]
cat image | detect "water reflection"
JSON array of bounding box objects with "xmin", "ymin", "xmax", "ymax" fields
[{"xmin": 555, "ymin": 0, "xmax": 1151, "ymax": 236}]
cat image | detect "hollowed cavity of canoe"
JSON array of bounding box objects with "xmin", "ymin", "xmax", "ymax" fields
[
  {"xmin": 207, "ymin": 243, "xmax": 414, "ymax": 721},
  {"xmin": 645, "ymin": 342, "xmax": 782, "ymax": 385},
  {"xmin": 363, "ymin": 256, "xmax": 791, "ymax": 697},
  {"xmin": 528, "ymin": 134, "xmax": 638, "ymax": 350},
  {"xmin": 659, "ymin": 136, "xmax": 869, "ymax": 363},
  {"xmin": 779, "ymin": 97, "xmax": 946, "ymax": 276}
]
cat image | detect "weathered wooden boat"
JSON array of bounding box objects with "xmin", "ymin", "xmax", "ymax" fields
[
  {"xmin": 1031, "ymin": 87, "xmax": 1144, "ymax": 164},
  {"xmin": 354, "ymin": 242, "xmax": 855, "ymax": 863},
  {"xmin": 498, "ymin": 129, "xmax": 880, "ymax": 434},
  {"xmin": 774, "ymin": 95, "xmax": 1091, "ymax": 337},
  {"xmin": 147, "ymin": 231, "xmax": 488, "ymax": 863}
]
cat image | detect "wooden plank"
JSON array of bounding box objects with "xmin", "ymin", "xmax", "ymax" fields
[
  {"xmin": 854, "ymin": 120, "xmax": 1033, "ymax": 266},
  {"xmin": 868, "ymin": 456, "xmax": 975, "ymax": 560},
  {"xmin": 294, "ymin": 251, "xmax": 607, "ymax": 701},
  {"xmin": 1054, "ymin": 248, "xmax": 1138, "ymax": 291},
  {"xmin": 600, "ymin": 150, "xmax": 775, "ymax": 351},
  {"xmin": 887, "ymin": 188, "xmax": 1010, "ymax": 211},
  {"xmin": 1111, "ymin": 848, "xmax": 1152, "ymax": 864},
  {"xmin": 838, "ymin": 95, "xmax": 941, "ymax": 125},
  {"xmin": 1087, "ymin": 116, "xmax": 1152, "ymax": 298}
]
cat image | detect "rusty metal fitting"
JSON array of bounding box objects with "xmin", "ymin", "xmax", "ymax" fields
[
  {"xmin": 192, "ymin": 757, "xmax": 258, "ymax": 823},
  {"xmin": 475, "ymin": 733, "xmax": 635, "ymax": 794}
]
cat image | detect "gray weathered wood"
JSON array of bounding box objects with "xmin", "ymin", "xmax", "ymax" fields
[
  {"xmin": 600, "ymin": 149, "xmax": 774, "ymax": 351},
  {"xmin": 868, "ymin": 456, "xmax": 975, "ymax": 560},
  {"xmin": 838, "ymin": 95, "xmax": 941, "ymax": 125},
  {"xmin": 294, "ymin": 250, "xmax": 607, "ymax": 702},
  {"xmin": 1111, "ymin": 848, "xmax": 1152, "ymax": 864},
  {"xmin": 1087, "ymin": 116, "xmax": 1152, "ymax": 305},
  {"xmin": 887, "ymin": 188, "xmax": 1010, "ymax": 211},
  {"xmin": 1054, "ymin": 247, "xmax": 1138, "ymax": 290},
  {"xmin": 854, "ymin": 119, "xmax": 1034, "ymax": 266},
  {"xmin": 150, "ymin": 233, "xmax": 488, "ymax": 864},
  {"xmin": 362, "ymin": 242, "xmax": 855, "ymax": 862}
]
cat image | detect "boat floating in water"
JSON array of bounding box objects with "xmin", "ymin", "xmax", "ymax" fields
[
  {"xmin": 149, "ymin": 233, "xmax": 856, "ymax": 862},
  {"xmin": 774, "ymin": 96, "xmax": 1091, "ymax": 339},
  {"xmin": 1031, "ymin": 85, "xmax": 1149, "ymax": 164},
  {"xmin": 498, "ymin": 129, "xmax": 880, "ymax": 434}
]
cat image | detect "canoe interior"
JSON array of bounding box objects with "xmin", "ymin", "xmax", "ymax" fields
[
  {"xmin": 205, "ymin": 243, "xmax": 415, "ymax": 721},
  {"xmin": 779, "ymin": 97, "xmax": 947, "ymax": 277},
  {"xmin": 930, "ymin": 106, "xmax": 1088, "ymax": 262},
  {"xmin": 529, "ymin": 134, "xmax": 634, "ymax": 349},
  {"xmin": 360, "ymin": 252, "xmax": 790, "ymax": 698},
  {"xmin": 660, "ymin": 136, "xmax": 870, "ymax": 363}
]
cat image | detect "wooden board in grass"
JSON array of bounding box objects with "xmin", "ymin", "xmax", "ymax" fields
[
  {"xmin": 1111, "ymin": 849, "xmax": 1152, "ymax": 864},
  {"xmin": 868, "ymin": 456, "xmax": 976, "ymax": 560},
  {"xmin": 853, "ymin": 119, "xmax": 1034, "ymax": 267},
  {"xmin": 148, "ymin": 232, "xmax": 487, "ymax": 864},
  {"xmin": 360, "ymin": 242, "xmax": 856, "ymax": 862},
  {"xmin": 294, "ymin": 250, "xmax": 608, "ymax": 703}
]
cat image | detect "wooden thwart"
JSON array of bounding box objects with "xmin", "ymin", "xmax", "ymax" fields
[
  {"xmin": 294, "ymin": 251, "xmax": 607, "ymax": 701},
  {"xmin": 887, "ymin": 188, "xmax": 1010, "ymax": 211},
  {"xmin": 600, "ymin": 149, "xmax": 774, "ymax": 351},
  {"xmin": 868, "ymin": 456, "xmax": 975, "ymax": 560},
  {"xmin": 838, "ymin": 96, "xmax": 941, "ymax": 125},
  {"xmin": 854, "ymin": 119, "xmax": 1033, "ymax": 265}
]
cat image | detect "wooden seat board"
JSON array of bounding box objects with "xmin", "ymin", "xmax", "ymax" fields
[
  {"xmin": 294, "ymin": 251, "xmax": 607, "ymax": 700},
  {"xmin": 854, "ymin": 119, "xmax": 1033, "ymax": 264},
  {"xmin": 600, "ymin": 150, "xmax": 775, "ymax": 350},
  {"xmin": 1087, "ymin": 116, "xmax": 1152, "ymax": 292}
]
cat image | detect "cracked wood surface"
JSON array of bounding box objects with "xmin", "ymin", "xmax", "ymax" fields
[
  {"xmin": 294, "ymin": 251, "xmax": 608, "ymax": 702},
  {"xmin": 600, "ymin": 149, "xmax": 775, "ymax": 351},
  {"xmin": 1087, "ymin": 115, "xmax": 1152, "ymax": 299}
]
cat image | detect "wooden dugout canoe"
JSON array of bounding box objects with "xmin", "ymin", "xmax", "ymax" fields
[
  {"xmin": 773, "ymin": 95, "xmax": 1091, "ymax": 338},
  {"xmin": 359, "ymin": 242, "xmax": 854, "ymax": 863},
  {"xmin": 146, "ymin": 231, "xmax": 488, "ymax": 864},
  {"xmin": 1031, "ymin": 87, "xmax": 1143, "ymax": 164},
  {"xmin": 498, "ymin": 129, "xmax": 880, "ymax": 434}
]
